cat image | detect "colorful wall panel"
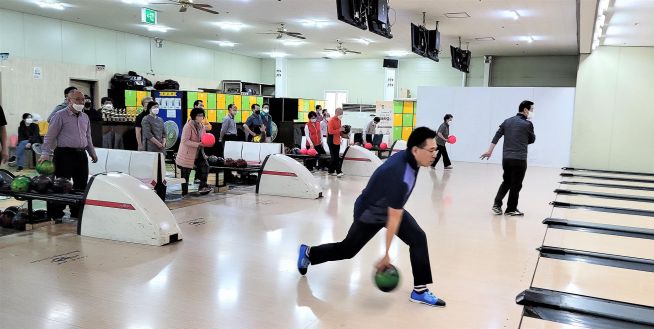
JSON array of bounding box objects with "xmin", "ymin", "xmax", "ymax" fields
[{"xmin": 393, "ymin": 100, "xmax": 416, "ymax": 141}]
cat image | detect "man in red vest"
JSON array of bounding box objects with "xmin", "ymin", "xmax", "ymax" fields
[{"xmin": 304, "ymin": 111, "xmax": 327, "ymax": 171}]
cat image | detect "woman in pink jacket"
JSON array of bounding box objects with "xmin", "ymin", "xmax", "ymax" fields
[{"xmin": 175, "ymin": 108, "xmax": 211, "ymax": 196}]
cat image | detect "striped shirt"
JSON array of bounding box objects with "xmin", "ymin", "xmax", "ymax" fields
[{"xmin": 42, "ymin": 107, "xmax": 96, "ymax": 157}]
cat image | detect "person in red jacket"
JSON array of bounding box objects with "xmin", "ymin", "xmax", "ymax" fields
[
  {"xmin": 327, "ymin": 108, "xmax": 345, "ymax": 177},
  {"xmin": 304, "ymin": 111, "xmax": 327, "ymax": 171}
]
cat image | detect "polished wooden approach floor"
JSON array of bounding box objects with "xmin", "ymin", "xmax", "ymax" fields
[{"xmin": 0, "ymin": 163, "xmax": 561, "ymax": 328}]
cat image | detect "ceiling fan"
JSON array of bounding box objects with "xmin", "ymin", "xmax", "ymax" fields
[
  {"xmin": 324, "ymin": 40, "xmax": 361, "ymax": 55},
  {"xmin": 150, "ymin": 0, "xmax": 219, "ymax": 14},
  {"xmin": 259, "ymin": 23, "xmax": 306, "ymax": 40}
]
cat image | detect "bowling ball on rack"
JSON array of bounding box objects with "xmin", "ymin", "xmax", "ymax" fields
[
  {"xmin": 207, "ymin": 155, "xmax": 219, "ymax": 165},
  {"xmin": 236, "ymin": 159, "xmax": 248, "ymax": 168},
  {"xmin": 342, "ymin": 125, "xmax": 351, "ymax": 134},
  {"xmin": 36, "ymin": 160, "xmax": 55, "ymax": 175},
  {"xmin": 12, "ymin": 210, "xmax": 29, "ymax": 231},
  {"xmin": 224, "ymin": 158, "xmax": 237, "ymax": 167},
  {"xmin": 291, "ymin": 148, "xmax": 300, "ymax": 155},
  {"xmin": 307, "ymin": 149, "xmax": 318, "ymax": 156},
  {"xmin": 379, "ymin": 143, "xmax": 388, "ymax": 150},
  {"xmin": 33, "ymin": 209, "xmax": 49, "ymax": 221},
  {"xmin": 30, "ymin": 175, "xmax": 53, "ymax": 194},
  {"xmin": 364, "ymin": 143, "xmax": 373, "ymax": 150},
  {"xmin": 215, "ymin": 157, "xmax": 225, "ymax": 166},
  {"xmin": 52, "ymin": 177, "xmax": 73, "ymax": 194},
  {"xmin": 0, "ymin": 206, "xmax": 19, "ymax": 228},
  {"xmin": 374, "ymin": 264, "xmax": 400, "ymax": 293},
  {"xmin": 299, "ymin": 149, "xmax": 308, "ymax": 155},
  {"xmin": 10, "ymin": 176, "xmax": 31, "ymax": 193}
]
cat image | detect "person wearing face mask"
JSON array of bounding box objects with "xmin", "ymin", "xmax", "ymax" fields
[
  {"xmin": 40, "ymin": 90, "xmax": 98, "ymax": 222},
  {"xmin": 304, "ymin": 111, "xmax": 328, "ymax": 172},
  {"xmin": 135, "ymin": 96, "xmax": 154, "ymax": 151},
  {"xmin": 365, "ymin": 117, "xmax": 381, "ymax": 144},
  {"xmin": 140, "ymin": 101, "xmax": 166, "ymax": 153},
  {"xmin": 82, "ymin": 95, "xmax": 102, "ymax": 122},
  {"xmin": 261, "ymin": 103, "xmax": 273, "ymax": 143},
  {"xmin": 243, "ymin": 104, "xmax": 267, "ymax": 142},
  {"xmin": 47, "ymin": 86, "xmax": 77, "ymax": 122},
  {"xmin": 176, "ymin": 107, "xmax": 211, "ymax": 196},
  {"xmin": 16, "ymin": 113, "xmax": 42, "ymax": 171},
  {"xmin": 431, "ymin": 114, "xmax": 453, "ymax": 170},
  {"xmin": 320, "ymin": 109, "xmax": 329, "ymax": 138},
  {"xmin": 481, "ymin": 100, "xmax": 536, "ymax": 216},
  {"xmin": 327, "ymin": 107, "xmax": 345, "ymax": 177},
  {"xmin": 315, "ymin": 105, "xmax": 324, "ymax": 122}
]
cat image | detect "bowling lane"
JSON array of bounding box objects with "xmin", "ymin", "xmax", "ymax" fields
[
  {"xmin": 543, "ymin": 228, "xmax": 654, "ymax": 261},
  {"xmin": 550, "ymin": 207, "xmax": 654, "ymax": 230},
  {"xmin": 532, "ymin": 257, "xmax": 654, "ymax": 307},
  {"xmin": 562, "ymin": 169, "xmax": 654, "ymax": 181},
  {"xmin": 560, "ymin": 177, "xmax": 654, "ymax": 188},
  {"xmin": 557, "ymin": 184, "xmax": 654, "ymax": 198},
  {"xmin": 555, "ymin": 194, "xmax": 654, "ymax": 212},
  {"xmin": 520, "ymin": 317, "xmax": 586, "ymax": 329}
]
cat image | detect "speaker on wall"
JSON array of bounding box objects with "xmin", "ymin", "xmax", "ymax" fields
[{"xmin": 383, "ymin": 58, "xmax": 398, "ymax": 68}]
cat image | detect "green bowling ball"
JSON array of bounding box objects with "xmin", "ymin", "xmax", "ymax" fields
[{"xmin": 374, "ymin": 264, "xmax": 400, "ymax": 292}]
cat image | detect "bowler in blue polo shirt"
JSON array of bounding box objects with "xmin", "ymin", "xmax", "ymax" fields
[{"xmin": 297, "ymin": 127, "xmax": 447, "ymax": 308}]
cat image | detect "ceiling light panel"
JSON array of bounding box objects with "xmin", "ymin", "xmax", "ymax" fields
[
  {"xmin": 299, "ymin": 19, "xmax": 331, "ymax": 28},
  {"xmin": 444, "ymin": 12, "xmax": 470, "ymax": 19},
  {"xmin": 215, "ymin": 22, "xmax": 248, "ymax": 31},
  {"xmin": 215, "ymin": 41, "xmax": 237, "ymax": 47},
  {"xmin": 37, "ymin": 1, "xmax": 67, "ymax": 10},
  {"xmin": 145, "ymin": 24, "xmax": 171, "ymax": 33}
]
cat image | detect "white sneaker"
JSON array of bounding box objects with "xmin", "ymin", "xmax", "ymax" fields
[
  {"xmin": 337, "ymin": 173, "xmax": 344, "ymax": 178},
  {"xmin": 330, "ymin": 173, "xmax": 338, "ymax": 176}
]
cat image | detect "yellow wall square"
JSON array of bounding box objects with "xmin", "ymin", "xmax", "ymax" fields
[
  {"xmin": 207, "ymin": 110, "xmax": 217, "ymax": 122},
  {"xmin": 403, "ymin": 101, "xmax": 414, "ymax": 114},
  {"xmin": 233, "ymin": 95, "xmax": 242, "ymax": 109},
  {"xmin": 309, "ymin": 100, "xmax": 316, "ymax": 111},
  {"xmin": 394, "ymin": 114, "xmax": 403, "ymax": 126},
  {"xmin": 217, "ymin": 94, "xmax": 227, "ymax": 109},
  {"xmin": 298, "ymin": 98, "xmax": 304, "ymax": 111},
  {"xmin": 136, "ymin": 91, "xmax": 149, "ymax": 107},
  {"xmin": 402, "ymin": 127, "xmax": 413, "ymax": 140},
  {"xmin": 242, "ymin": 111, "xmax": 251, "ymax": 123},
  {"xmin": 249, "ymin": 96, "xmax": 257, "ymax": 106},
  {"xmin": 198, "ymin": 93, "xmax": 208, "ymax": 107}
]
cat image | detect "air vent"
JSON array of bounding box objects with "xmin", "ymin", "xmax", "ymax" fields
[
  {"xmin": 445, "ymin": 12, "xmax": 470, "ymax": 18},
  {"xmin": 475, "ymin": 37, "xmax": 496, "ymax": 41}
]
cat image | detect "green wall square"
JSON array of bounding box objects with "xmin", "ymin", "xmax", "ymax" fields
[
  {"xmin": 125, "ymin": 90, "xmax": 137, "ymax": 107},
  {"xmin": 241, "ymin": 96, "xmax": 250, "ymax": 111},
  {"xmin": 257, "ymin": 96, "xmax": 264, "ymax": 106},
  {"xmin": 225, "ymin": 94, "xmax": 234, "ymax": 108},
  {"xmin": 393, "ymin": 127, "xmax": 403, "ymax": 140},
  {"xmin": 393, "ymin": 101, "xmax": 403, "ymax": 114},
  {"xmin": 187, "ymin": 92, "xmax": 198, "ymax": 108},
  {"xmin": 402, "ymin": 114, "xmax": 414, "ymax": 127},
  {"xmin": 207, "ymin": 93, "xmax": 217, "ymax": 109}
]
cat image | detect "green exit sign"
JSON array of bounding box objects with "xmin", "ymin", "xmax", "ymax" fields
[{"xmin": 141, "ymin": 7, "xmax": 157, "ymax": 25}]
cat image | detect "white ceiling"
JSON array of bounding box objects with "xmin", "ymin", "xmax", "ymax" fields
[
  {"xmin": 0, "ymin": 0, "xmax": 584, "ymax": 59},
  {"xmin": 603, "ymin": 0, "xmax": 654, "ymax": 47}
]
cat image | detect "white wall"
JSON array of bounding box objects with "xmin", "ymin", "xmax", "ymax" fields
[
  {"xmin": 571, "ymin": 46, "xmax": 654, "ymax": 173},
  {"xmin": 0, "ymin": 9, "xmax": 263, "ymax": 134},
  {"xmin": 416, "ymin": 87, "xmax": 575, "ymax": 168}
]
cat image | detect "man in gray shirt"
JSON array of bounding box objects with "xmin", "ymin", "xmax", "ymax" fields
[
  {"xmin": 219, "ymin": 104, "xmax": 238, "ymax": 157},
  {"xmin": 40, "ymin": 90, "xmax": 98, "ymax": 221},
  {"xmin": 47, "ymin": 86, "xmax": 77, "ymax": 122},
  {"xmin": 431, "ymin": 114, "xmax": 453, "ymax": 170},
  {"xmin": 481, "ymin": 100, "xmax": 535, "ymax": 216},
  {"xmin": 365, "ymin": 117, "xmax": 380, "ymax": 144}
]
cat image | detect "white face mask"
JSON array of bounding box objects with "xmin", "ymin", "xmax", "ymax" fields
[
  {"xmin": 448, "ymin": 120, "xmax": 453, "ymax": 124},
  {"xmin": 527, "ymin": 111, "xmax": 534, "ymax": 120},
  {"xmin": 151, "ymin": 107, "xmax": 160, "ymax": 115},
  {"xmin": 310, "ymin": 118, "xmax": 317, "ymax": 123},
  {"xmin": 72, "ymin": 104, "xmax": 85, "ymax": 112},
  {"xmin": 263, "ymin": 107, "xmax": 269, "ymax": 113},
  {"xmin": 25, "ymin": 118, "xmax": 33, "ymax": 125}
]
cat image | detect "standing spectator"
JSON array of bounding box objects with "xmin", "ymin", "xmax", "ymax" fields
[
  {"xmin": 320, "ymin": 109, "xmax": 330, "ymax": 138},
  {"xmin": 243, "ymin": 104, "xmax": 267, "ymax": 142},
  {"xmin": 176, "ymin": 108, "xmax": 211, "ymax": 196},
  {"xmin": 141, "ymin": 101, "xmax": 166, "ymax": 153},
  {"xmin": 327, "ymin": 108, "xmax": 345, "ymax": 177},
  {"xmin": 219, "ymin": 104, "xmax": 238, "ymax": 150},
  {"xmin": 16, "ymin": 113, "xmax": 42, "ymax": 171},
  {"xmin": 47, "ymin": 86, "xmax": 77, "ymax": 122},
  {"xmin": 135, "ymin": 96, "xmax": 154, "ymax": 151},
  {"xmin": 431, "ymin": 114, "xmax": 453, "ymax": 170},
  {"xmin": 39, "ymin": 90, "xmax": 98, "ymax": 221},
  {"xmin": 304, "ymin": 111, "xmax": 327, "ymax": 171},
  {"xmin": 261, "ymin": 103, "xmax": 273, "ymax": 142}
]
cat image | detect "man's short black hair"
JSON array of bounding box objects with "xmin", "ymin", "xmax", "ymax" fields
[
  {"xmin": 101, "ymin": 97, "xmax": 113, "ymax": 105},
  {"xmin": 64, "ymin": 86, "xmax": 77, "ymax": 96},
  {"xmin": 190, "ymin": 107, "xmax": 205, "ymax": 120},
  {"xmin": 193, "ymin": 100, "xmax": 203, "ymax": 107},
  {"xmin": 251, "ymin": 103, "xmax": 260, "ymax": 110},
  {"xmin": 146, "ymin": 101, "xmax": 158, "ymax": 111},
  {"xmin": 444, "ymin": 114, "xmax": 453, "ymax": 121},
  {"xmin": 407, "ymin": 127, "xmax": 437, "ymax": 150},
  {"xmin": 228, "ymin": 103, "xmax": 235, "ymax": 110},
  {"xmin": 308, "ymin": 111, "xmax": 317, "ymax": 119},
  {"xmin": 373, "ymin": 117, "xmax": 380, "ymax": 123},
  {"xmin": 316, "ymin": 104, "xmax": 322, "ymax": 110},
  {"xmin": 519, "ymin": 100, "xmax": 534, "ymax": 112}
]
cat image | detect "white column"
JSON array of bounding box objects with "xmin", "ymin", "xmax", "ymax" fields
[
  {"xmin": 275, "ymin": 58, "xmax": 287, "ymax": 97},
  {"xmin": 383, "ymin": 68, "xmax": 396, "ymax": 101},
  {"xmin": 461, "ymin": 72, "xmax": 467, "ymax": 87},
  {"xmin": 483, "ymin": 55, "xmax": 492, "ymax": 87}
]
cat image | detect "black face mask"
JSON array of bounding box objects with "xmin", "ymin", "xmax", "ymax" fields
[
  {"xmin": 85, "ymin": 101, "xmax": 92, "ymax": 108},
  {"xmin": 254, "ymin": 110, "xmax": 260, "ymax": 115}
]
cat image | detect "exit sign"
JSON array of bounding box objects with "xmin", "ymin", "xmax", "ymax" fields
[{"xmin": 141, "ymin": 7, "xmax": 157, "ymax": 25}]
